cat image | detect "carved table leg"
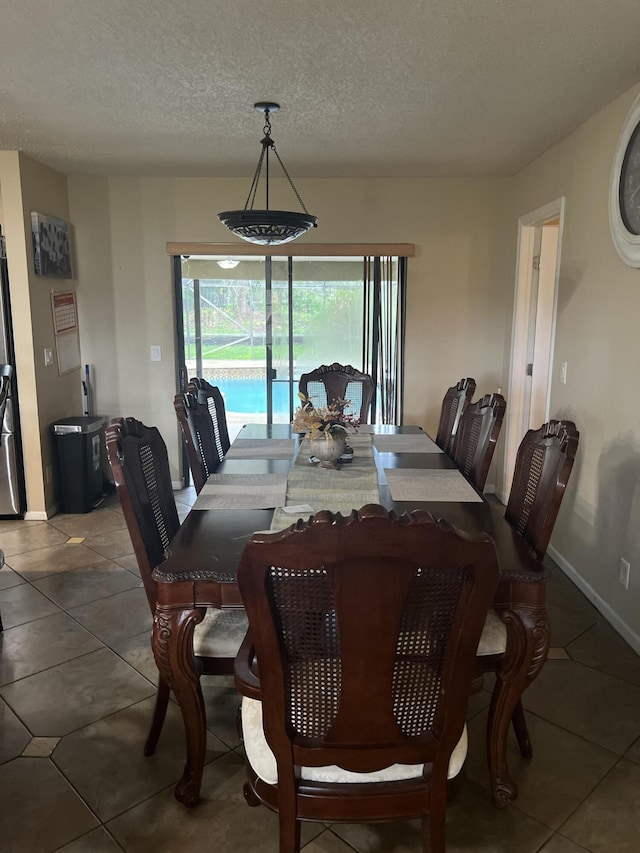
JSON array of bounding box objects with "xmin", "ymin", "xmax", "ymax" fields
[
  {"xmin": 153, "ymin": 605, "xmax": 206, "ymax": 807},
  {"xmin": 487, "ymin": 600, "xmax": 549, "ymax": 808}
]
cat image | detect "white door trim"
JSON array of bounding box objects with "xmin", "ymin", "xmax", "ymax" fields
[{"xmin": 501, "ymin": 197, "xmax": 565, "ymax": 501}]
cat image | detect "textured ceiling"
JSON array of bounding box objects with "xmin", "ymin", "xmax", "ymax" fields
[{"xmin": 1, "ymin": 0, "xmax": 640, "ymax": 177}]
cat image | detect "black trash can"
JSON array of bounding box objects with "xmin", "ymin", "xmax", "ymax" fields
[{"xmin": 51, "ymin": 416, "xmax": 106, "ymax": 513}]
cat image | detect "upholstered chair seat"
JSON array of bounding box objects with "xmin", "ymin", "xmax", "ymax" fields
[
  {"xmin": 193, "ymin": 609, "xmax": 248, "ymax": 658},
  {"xmin": 477, "ymin": 610, "xmax": 508, "ymax": 656},
  {"xmin": 241, "ymin": 696, "xmax": 468, "ymax": 786}
]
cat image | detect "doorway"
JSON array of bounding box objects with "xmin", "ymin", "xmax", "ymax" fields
[
  {"xmin": 175, "ymin": 254, "xmax": 399, "ymax": 440},
  {"xmin": 502, "ymin": 198, "xmax": 564, "ymax": 500}
]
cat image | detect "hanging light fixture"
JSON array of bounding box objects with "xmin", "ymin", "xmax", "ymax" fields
[
  {"xmin": 217, "ymin": 257, "xmax": 240, "ymax": 269},
  {"xmin": 218, "ymin": 102, "xmax": 317, "ymax": 245}
]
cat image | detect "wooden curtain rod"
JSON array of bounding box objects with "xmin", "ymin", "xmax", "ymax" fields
[{"xmin": 166, "ymin": 242, "xmax": 415, "ymax": 257}]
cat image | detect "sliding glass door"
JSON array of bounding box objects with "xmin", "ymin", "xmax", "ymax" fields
[{"xmin": 175, "ymin": 253, "xmax": 404, "ymax": 439}]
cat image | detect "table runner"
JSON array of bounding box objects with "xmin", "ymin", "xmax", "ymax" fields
[
  {"xmin": 192, "ymin": 473, "xmax": 288, "ymax": 510},
  {"xmin": 270, "ymin": 433, "xmax": 380, "ymax": 531},
  {"xmin": 373, "ymin": 433, "xmax": 442, "ymax": 454},
  {"xmin": 225, "ymin": 438, "xmax": 297, "ymax": 459},
  {"xmin": 384, "ymin": 468, "xmax": 483, "ymax": 503}
]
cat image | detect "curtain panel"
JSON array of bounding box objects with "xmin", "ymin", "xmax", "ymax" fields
[{"xmin": 363, "ymin": 256, "xmax": 407, "ymax": 425}]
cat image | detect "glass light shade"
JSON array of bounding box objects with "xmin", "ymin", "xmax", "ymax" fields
[{"xmin": 217, "ymin": 210, "xmax": 317, "ymax": 246}]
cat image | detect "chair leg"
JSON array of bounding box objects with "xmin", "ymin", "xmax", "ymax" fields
[
  {"xmin": 511, "ymin": 699, "xmax": 533, "ymax": 759},
  {"xmin": 243, "ymin": 782, "xmax": 262, "ymax": 808},
  {"xmin": 144, "ymin": 676, "xmax": 171, "ymax": 756},
  {"xmin": 278, "ymin": 809, "xmax": 301, "ymax": 853},
  {"xmin": 278, "ymin": 775, "xmax": 301, "ymax": 853},
  {"xmin": 423, "ymin": 807, "xmax": 446, "ymax": 853}
]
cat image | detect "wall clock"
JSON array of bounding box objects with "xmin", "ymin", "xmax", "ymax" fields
[{"xmin": 610, "ymin": 93, "xmax": 640, "ymax": 267}]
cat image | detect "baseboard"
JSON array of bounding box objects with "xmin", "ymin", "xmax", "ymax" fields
[
  {"xmin": 24, "ymin": 510, "xmax": 50, "ymax": 521},
  {"xmin": 548, "ymin": 544, "xmax": 640, "ymax": 655},
  {"xmin": 484, "ymin": 483, "xmax": 496, "ymax": 495}
]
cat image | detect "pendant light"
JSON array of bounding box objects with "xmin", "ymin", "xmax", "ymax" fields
[{"xmin": 218, "ymin": 102, "xmax": 317, "ymax": 245}]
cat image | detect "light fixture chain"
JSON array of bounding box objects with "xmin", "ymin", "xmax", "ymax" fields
[
  {"xmin": 244, "ymin": 145, "xmax": 266, "ymax": 210},
  {"xmin": 263, "ymin": 110, "xmax": 272, "ymax": 138},
  {"xmin": 271, "ymin": 145, "xmax": 311, "ymax": 215}
]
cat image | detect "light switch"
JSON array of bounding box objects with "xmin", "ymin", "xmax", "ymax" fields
[
  {"xmin": 44, "ymin": 348, "xmax": 54, "ymax": 366},
  {"xmin": 150, "ymin": 345, "xmax": 162, "ymax": 362},
  {"xmin": 560, "ymin": 362, "xmax": 567, "ymax": 384}
]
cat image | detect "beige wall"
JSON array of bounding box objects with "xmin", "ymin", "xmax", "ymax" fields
[
  {"xmin": 68, "ymin": 174, "xmax": 514, "ymax": 485},
  {"xmin": 13, "ymin": 76, "xmax": 640, "ymax": 647},
  {"xmin": 0, "ymin": 152, "xmax": 80, "ymax": 516},
  {"xmin": 511, "ymin": 81, "xmax": 640, "ymax": 645}
]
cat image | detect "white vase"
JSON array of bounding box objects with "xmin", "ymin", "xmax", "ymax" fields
[{"xmin": 310, "ymin": 433, "xmax": 346, "ymax": 469}]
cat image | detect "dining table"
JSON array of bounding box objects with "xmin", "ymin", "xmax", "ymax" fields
[{"xmin": 152, "ymin": 423, "xmax": 549, "ymax": 809}]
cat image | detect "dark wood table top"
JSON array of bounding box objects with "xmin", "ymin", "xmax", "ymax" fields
[{"xmin": 155, "ymin": 424, "xmax": 544, "ymax": 588}]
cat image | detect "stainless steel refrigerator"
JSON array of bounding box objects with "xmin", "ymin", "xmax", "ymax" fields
[{"xmin": 0, "ymin": 227, "xmax": 26, "ymax": 517}]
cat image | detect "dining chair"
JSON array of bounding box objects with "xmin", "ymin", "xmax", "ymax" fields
[
  {"xmin": 235, "ymin": 503, "xmax": 499, "ymax": 853},
  {"xmin": 298, "ymin": 362, "xmax": 374, "ymax": 423},
  {"xmin": 504, "ymin": 419, "xmax": 580, "ymax": 559},
  {"xmin": 174, "ymin": 390, "xmax": 222, "ymax": 493},
  {"xmin": 106, "ymin": 416, "xmax": 247, "ymax": 756},
  {"xmin": 477, "ymin": 419, "xmax": 579, "ymax": 803},
  {"xmin": 188, "ymin": 377, "xmax": 231, "ymax": 460},
  {"xmin": 451, "ymin": 392, "xmax": 506, "ymax": 492},
  {"xmin": 435, "ymin": 377, "xmax": 476, "ymax": 454}
]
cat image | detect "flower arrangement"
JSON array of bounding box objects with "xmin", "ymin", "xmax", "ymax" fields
[{"xmin": 292, "ymin": 393, "xmax": 360, "ymax": 441}]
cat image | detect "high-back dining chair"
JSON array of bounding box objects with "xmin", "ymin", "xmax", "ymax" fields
[
  {"xmin": 298, "ymin": 362, "xmax": 374, "ymax": 423},
  {"xmin": 477, "ymin": 419, "xmax": 579, "ymax": 799},
  {"xmin": 235, "ymin": 504, "xmax": 500, "ymax": 853},
  {"xmin": 435, "ymin": 377, "xmax": 476, "ymax": 454},
  {"xmin": 106, "ymin": 416, "xmax": 247, "ymax": 756},
  {"xmin": 174, "ymin": 390, "xmax": 222, "ymax": 493},
  {"xmin": 452, "ymin": 393, "xmax": 506, "ymax": 492},
  {"xmin": 188, "ymin": 377, "xmax": 231, "ymax": 460},
  {"xmin": 505, "ymin": 419, "xmax": 580, "ymax": 559}
]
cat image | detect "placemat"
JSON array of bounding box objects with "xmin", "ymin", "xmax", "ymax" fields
[
  {"xmin": 225, "ymin": 438, "xmax": 297, "ymax": 459},
  {"xmin": 193, "ymin": 473, "xmax": 288, "ymax": 510},
  {"xmin": 373, "ymin": 433, "xmax": 442, "ymax": 453},
  {"xmin": 384, "ymin": 468, "xmax": 483, "ymax": 502}
]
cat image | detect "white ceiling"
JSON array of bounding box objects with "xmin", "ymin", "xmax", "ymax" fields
[{"xmin": 2, "ymin": 0, "xmax": 640, "ymax": 178}]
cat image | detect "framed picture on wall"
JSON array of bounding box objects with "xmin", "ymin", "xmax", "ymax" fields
[{"xmin": 30, "ymin": 212, "xmax": 73, "ymax": 278}]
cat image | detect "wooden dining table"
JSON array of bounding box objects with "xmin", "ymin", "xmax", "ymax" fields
[{"xmin": 152, "ymin": 423, "xmax": 549, "ymax": 810}]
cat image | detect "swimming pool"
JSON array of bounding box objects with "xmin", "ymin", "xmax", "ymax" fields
[{"xmin": 216, "ymin": 378, "xmax": 291, "ymax": 413}]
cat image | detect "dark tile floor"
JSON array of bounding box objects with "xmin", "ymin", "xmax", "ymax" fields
[{"xmin": 1, "ymin": 491, "xmax": 639, "ymax": 852}]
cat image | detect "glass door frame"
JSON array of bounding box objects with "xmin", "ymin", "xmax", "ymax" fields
[{"xmin": 171, "ymin": 243, "xmax": 414, "ymax": 426}]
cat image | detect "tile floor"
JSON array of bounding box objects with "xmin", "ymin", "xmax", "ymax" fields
[{"xmin": 1, "ymin": 491, "xmax": 640, "ymax": 852}]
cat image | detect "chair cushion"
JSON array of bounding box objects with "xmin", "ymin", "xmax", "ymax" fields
[
  {"xmin": 193, "ymin": 608, "xmax": 248, "ymax": 658},
  {"xmin": 241, "ymin": 696, "xmax": 468, "ymax": 786},
  {"xmin": 476, "ymin": 609, "xmax": 507, "ymax": 656}
]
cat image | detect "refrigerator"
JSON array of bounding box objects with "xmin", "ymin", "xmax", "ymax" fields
[{"xmin": 0, "ymin": 226, "xmax": 26, "ymax": 517}]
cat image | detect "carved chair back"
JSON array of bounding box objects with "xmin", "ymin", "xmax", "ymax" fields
[
  {"xmin": 106, "ymin": 417, "xmax": 180, "ymax": 612},
  {"xmin": 452, "ymin": 393, "xmax": 506, "ymax": 492},
  {"xmin": 505, "ymin": 420, "xmax": 579, "ymax": 558},
  {"xmin": 174, "ymin": 391, "xmax": 220, "ymax": 493},
  {"xmin": 435, "ymin": 377, "xmax": 476, "ymax": 454},
  {"xmin": 188, "ymin": 377, "xmax": 231, "ymax": 460},
  {"xmin": 236, "ymin": 504, "xmax": 499, "ymax": 851},
  {"xmin": 298, "ymin": 362, "xmax": 374, "ymax": 423}
]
